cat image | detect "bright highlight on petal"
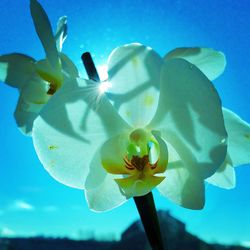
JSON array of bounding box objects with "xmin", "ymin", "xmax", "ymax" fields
[{"xmin": 99, "ymin": 81, "xmax": 112, "ymax": 94}]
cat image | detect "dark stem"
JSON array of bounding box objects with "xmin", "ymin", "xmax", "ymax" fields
[
  {"xmin": 81, "ymin": 52, "xmax": 166, "ymax": 250},
  {"xmin": 81, "ymin": 52, "xmax": 100, "ymax": 82},
  {"xmin": 134, "ymin": 192, "xmax": 166, "ymax": 250}
]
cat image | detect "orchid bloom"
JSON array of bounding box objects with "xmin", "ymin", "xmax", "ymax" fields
[
  {"xmin": 0, "ymin": 0, "xmax": 78, "ymax": 135},
  {"xmin": 162, "ymin": 47, "xmax": 250, "ymax": 189},
  {"xmin": 32, "ymin": 43, "xmax": 228, "ymax": 211}
]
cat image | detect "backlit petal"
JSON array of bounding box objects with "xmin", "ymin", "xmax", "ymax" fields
[
  {"xmin": 55, "ymin": 16, "xmax": 67, "ymax": 52},
  {"xmin": 35, "ymin": 59, "xmax": 63, "ymax": 90},
  {"xmin": 21, "ymin": 76, "xmax": 50, "ymax": 104},
  {"xmin": 14, "ymin": 76, "xmax": 49, "ymax": 135},
  {"xmin": 165, "ymin": 47, "xmax": 226, "ymax": 81},
  {"xmin": 33, "ymin": 77, "xmax": 130, "ymax": 189},
  {"xmin": 59, "ymin": 53, "xmax": 79, "ymax": 78},
  {"xmin": 116, "ymin": 175, "xmax": 165, "ymax": 198},
  {"xmin": 157, "ymin": 141, "xmax": 205, "ymax": 209},
  {"xmin": 107, "ymin": 43, "xmax": 163, "ymax": 127},
  {"xmin": 150, "ymin": 134, "xmax": 168, "ymax": 174},
  {"xmin": 100, "ymin": 133, "xmax": 131, "ymax": 175},
  {"xmin": 223, "ymin": 108, "xmax": 250, "ymax": 166},
  {"xmin": 0, "ymin": 53, "xmax": 35, "ymax": 89},
  {"xmin": 30, "ymin": 0, "xmax": 60, "ymax": 71},
  {"xmin": 85, "ymin": 149, "xmax": 127, "ymax": 211},
  {"xmin": 14, "ymin": 96, "xmax": 45, "ymax": 135},
  {"xmin": 206, "ymin": 155, "xmax": 235, "ymax": 189},
  {"xmin": 148, "ymin": 58, "xmax": 227, "ymax": 179}
]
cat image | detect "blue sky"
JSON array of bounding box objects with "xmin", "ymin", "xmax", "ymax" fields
[{"xmin": 0, "ymin": 0, "xmax": 250, "ymax": 246}]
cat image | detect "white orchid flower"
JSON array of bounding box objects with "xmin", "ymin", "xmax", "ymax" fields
[
  {"xmin": 163, "ymin": 47, "xmax": 250, "ymax": 190},
  {"xmin": 0, "ymin": 0, "xmax": 78, "ymax": 135},
  {"xmin": 32, "ymin": 43, "xmax": 227, "ymax": 211}
]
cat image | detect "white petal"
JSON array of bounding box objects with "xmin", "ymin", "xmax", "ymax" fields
[
  {"xmin": 21, "ymin": 76, "xmax": 50, "ymax": 104},
  {"xmin": 30, "ymin": 0, "xmax": 60, "ymax": 71},
  {"xmin": 157, "ymin": 141, "xmax": 205, "ymax": 210},
  {"xmin": 206, "ymin": 156, "xmax": 235, "ymax": 189},
  {"xmin": 107, "ymin": 43, "xmax": 163, "ymax": 127},
  {"xmin": 54, "ymin": 16, "xmax": 67, "ymax": 52},
  {"xmin": 32, "ymin": 77, "xmax": 130, "ymax": 189},
  {"xmin": 84, "ymin": 148, "xmax": 127, "ymax": 211},
  {"xmin": 14, "ymin": 96, "xmax": 44, "ymax": 135},
  {"xmin": 165, "ymin": 47, "xmax": 226, "ymax": 81},
  {"xmin": 148, "ymin": 58, "xmax": 227, "ymax": 179},
  {"xmin": 59, "ymin": 53, "xmax": 79, "ymax": 78},
  {"xmin": 14, "ymin": 76, "xmax": 50, "ymax": 135},
  {"xmin": 0, "ymin": 53, "xmax": 36, "ymax": 89},
  {"xmin": 35, "ymin": 59, "xmax": 63, "ymax": 90},
  {"xmin": 223, "ymin": 108, "xmax": 250, "ymax": 166},
  {"xmin": 100, "ymin": 133, "xmax": 131, "ymax": 175}
]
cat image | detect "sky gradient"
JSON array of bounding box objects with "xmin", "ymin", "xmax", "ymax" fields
[{"xmin": 0, "ymin": 0, "xmax": 250, "ymax": 247}]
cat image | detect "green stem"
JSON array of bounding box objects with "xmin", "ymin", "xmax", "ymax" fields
[{"xmin": 81, "ymin": 52, "xmax": 166, "ymax": 250}]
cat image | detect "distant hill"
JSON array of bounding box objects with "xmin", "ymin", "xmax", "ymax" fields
[
  {"xmin": 0, "ymin": 210, "xmax": 249, "ymax": 250},
  {"xmin": 111, "ymin": 210, "xmax": 249, "ymax": 250}
]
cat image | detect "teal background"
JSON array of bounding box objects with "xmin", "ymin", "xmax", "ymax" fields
[{"xmin": 0, "ymin": 0, "xmax": 250, "ymax": 246}]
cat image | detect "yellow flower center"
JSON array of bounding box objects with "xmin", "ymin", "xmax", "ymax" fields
[
  {"xmin": 37, "ymin": 70, "xmax": 62, "ymax": 95},
  {"xmin": 101, "ymin": 128, "xmax": 168, "ymax": 197},
  {"xmin": 124, "ymin": 155, "xmax": 157, "ymax": 171},
  {"xmin": 35, "ymin": 59, "xmax": 63, "ymax": 96}
]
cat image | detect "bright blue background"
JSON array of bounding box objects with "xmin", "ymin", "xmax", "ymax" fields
[{"xmin": 0, "ymin": 0, "xmax": 250, "ymax": 246}]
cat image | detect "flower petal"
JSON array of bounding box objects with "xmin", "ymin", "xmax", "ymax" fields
[
  {"xmin": 206, "ymin": 155, "xmax": 235, "ymax": 189},
  {"xmin": 107, "ymin": 43, "xmax": 163, "ymax": 127},
  {"xmin": 150, "ymin": 134, "xmax": 168, "ymax": 174},
  {"xmin": 223, "ymin": 108, "xmax": 250, "ymax": 166},
  {"xmin": 32, "ymin": 77, "xmax": 130, "ymax": 189},
  {"xmin": 54, "ymin": 16, "xmax": 67, "ymax": 52},
  {"xmin": 157, "ymin": 141, "xmax": 205, "ymax": 209},
  {"xmin": 84, "ymin": 148, "xmax": 127, "ymax": 211},
  {"xmin": 100, "ymin": 133, "xmax": 131, "ymax": 175},
  {"xmin": 30, "ymin": 0, "xmax": 60, "ymax": 71},
  {"xmin": 21, "ymin": 76, "xmax": 50, "ymax": 104},
  {"xmin": 0, "ymin": 53, "xmax": 36, "ymax": 89},
  {"xmin": 115, "ymin": 175, "xmax": 165, "ymax": 197},
  {"xmin": 59, "ymin": 53, "xmax": 79, "ymax": 78},
  {"xmin": 14, "ymin": 96, "xmax": 44, "ymax": 135},
  {"xmin": 164, "ymin": 47, "xmax": 226, "ymax": 81},
  {"xmin": 35, "ymin": 59, "xmax": 63, "ymax": 90},
  {"xmin": 14, "ymin": 77, "xmax": 49, "ymax": 135},
  {"xmin": 148, "ymin": 58, "xmax": 227, "ymax": 179}
]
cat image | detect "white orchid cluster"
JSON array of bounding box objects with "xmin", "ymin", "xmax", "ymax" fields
[{"xmin": 1, "ymin": 0, "xmax": 249, "ymax": 212}]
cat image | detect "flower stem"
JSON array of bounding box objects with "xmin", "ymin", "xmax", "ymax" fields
[
  {"xmin": 134, "ymin": 192, "xmax": 166, "ymax": 250},
  {"xmin": 81, "ymin": 52, "xmax": 100, "ymax": 82},
  {"xmin": 81, "ymin": 52, "xmax": 166, "ymax": 250}
]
